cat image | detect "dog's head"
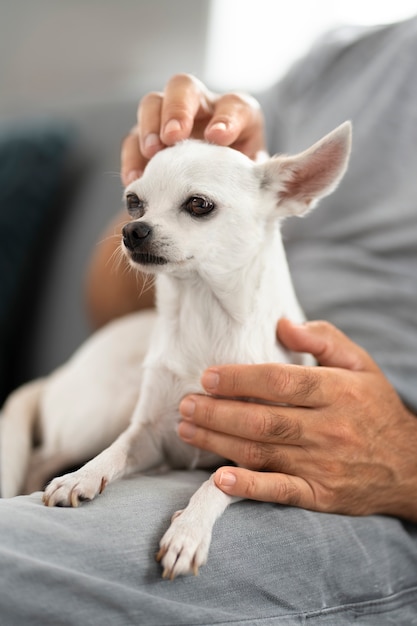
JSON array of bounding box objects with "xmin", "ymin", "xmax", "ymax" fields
[{"xmin": 122, "ymin": 122, "xmax": 351, "ymax": 276}]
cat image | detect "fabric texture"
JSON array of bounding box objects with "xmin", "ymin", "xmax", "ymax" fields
[
  {"xmin": 1, "ymin": 473, "xmax": 417, "ymax": 626},
  {"xmin": 0, "ymin": 122, "xmax": 73, "ymax": 403},
  {"xmin": 1, "ymin": 16, "xmax": 417, "ymax": 626}
]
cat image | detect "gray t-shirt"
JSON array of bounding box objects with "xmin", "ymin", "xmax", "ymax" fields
[{"xmin": 259, "ymin": 17, "xmax": 417, "ymax": 411}]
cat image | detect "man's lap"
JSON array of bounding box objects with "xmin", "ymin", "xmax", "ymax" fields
[{"xmin": 1, "ymin": 470, "xmax": 417, "ymax": 625}]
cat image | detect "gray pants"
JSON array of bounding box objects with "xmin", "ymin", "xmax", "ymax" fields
[{"xmin": 1, "ymin": 471, "xmax": 417, "ymax": 625}]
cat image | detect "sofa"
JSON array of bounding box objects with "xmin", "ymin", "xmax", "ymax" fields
[{"xmin": 0, "ymin": 96, "xmax": 146, "ymax": 405}]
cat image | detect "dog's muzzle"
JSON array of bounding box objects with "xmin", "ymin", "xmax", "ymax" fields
[
  {"xmin": 122, "ymin": 222, "xmax": 152, "ymax": 251},
  {"xmin": 122, "ymin": 222, "xmax": 167, "ymax": 266}
]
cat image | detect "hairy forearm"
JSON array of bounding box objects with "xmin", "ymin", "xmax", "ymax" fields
[{"xmin": 385, "ymin": 407, "xmax": 417, "ymax": 523}]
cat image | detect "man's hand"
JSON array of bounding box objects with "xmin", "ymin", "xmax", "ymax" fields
[
  {"xmin": 121, "ymin": 73, "xmax": 266, "ymax": 185},
  {"xmin": 178, "ymin": 319, "xmax": 417, "ymax": 522}
]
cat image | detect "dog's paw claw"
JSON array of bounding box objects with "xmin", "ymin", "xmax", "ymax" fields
[
  {"xmin": 42, "ymin": 472, "xmax": 106, "ymax": 508},
  {"xmin": 42, "ymin": 492, "xmax": 53, "ymax": 507},
  {"xmin": 192, "ymin": 559, "xmax": 199, "ymax": 577},
  {"xmin": 157, "ymin": 515, "xmax": 211, "ymax": 579},
  {"xmin": 157, "ymin": 544, "xmax": 200, "ymax": 580},
  {"xmin": 70, "ymin": 490, "xmax": 81, "ymax": 508},
  {"xmin": 155, "ymin": 546, "xmax": 167, "ymax": 563}
]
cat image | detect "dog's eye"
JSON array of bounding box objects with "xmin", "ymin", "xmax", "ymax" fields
[
  {"xmin": 184, "ymin": 196, "xmax": 215, "ymax": 217},
  {"xmin": 126, "ymin": 193, "xmax": 145, "ymax": 217}
]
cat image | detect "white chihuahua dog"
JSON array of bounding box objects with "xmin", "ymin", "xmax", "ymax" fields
[{"xmin": 1, "ymin": 123, "xmax": 351, "ymax": 578}]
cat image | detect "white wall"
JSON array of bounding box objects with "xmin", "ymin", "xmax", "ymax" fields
[
  {"xmin": 206, "ymin": 0, "xmax": 417, "ymax": 91},
  {"xmin": 0, "ymin": 0, "xmax": 210, "ymax": 115}
]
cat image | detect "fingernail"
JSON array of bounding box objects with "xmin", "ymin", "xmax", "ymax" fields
[
  {"xmin": 177, "ymin": 421, "xmax": 197, "ymax": 441},
  {"xmin": 144, "ymin": 132, "xmax": 161, "ymax": 152},
  {"xmin": 208, "ymin": 121, "xmax": 228, "ymax": 133},
  {"xmin": 201, "ymin": 369, "xmax": 220, "ymax": 392},
  {"xmin": 164, "ymin": 119, "xmax": 182, "ymax": 135},
  {"xmin": 124, "ymin": 170, "xmax": 142, "ymax": 185},
  {"xmin": 179, "ymin": 397, "xmax": 195, "ymax": 418},
  {"xmin": 218, "ymin": 471, "xmax": 236, "ymax": 487}
]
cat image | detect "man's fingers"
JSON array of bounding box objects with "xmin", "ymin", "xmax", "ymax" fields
[
  {"xmin": 178, "ymin": 420, "xmax": 251, "ymax": 467},
  {"xmin": 122, "ymin": 74, "xmax": 266, "ymax": 184},
  {"xmin": 179, "ymin": 395, "xmax": 306, "ymax": 444},
  {"xmin": 137, "ymin": 92, "xmax": 165, "ymax": 159},
  {"xmin": 120, "ymin": 129, "xmax": 148, "ymax": 186},
  {"xmin": 205, "ymin": 92, "xmax": 264, "ymax": 157},
  {"xmin": 277, "ymin": 318, "xmax": 377, "ymax": 372},
  {"xmin": 214, "ymin": 467, "xmax": 314, "ymax": 507},
  {"xmin": 178, "ymin": 418, "xmax": 303, "ymax": 472},
  {"xmin": 159, "ymin": 74, "xmax": 214, "ymax": 145},
  {"xmin": 200, "ymin": 361, "xmax": 342, "ymax": 407}
]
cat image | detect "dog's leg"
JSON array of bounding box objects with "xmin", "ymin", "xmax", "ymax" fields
[
  {"xmin": 157, "ymin": 474, "xmax": 240, "ymax": 579},
  {"xmin": 42, "ymin": 366, "xmax": 173, "ymax": 507},
  {"xmin": 42, "ymin": 419, "xmax": 163, "ymax": 507},
  {"xmin": 1, "ymin": 378, "xmax": 45, "ymax": 498}
]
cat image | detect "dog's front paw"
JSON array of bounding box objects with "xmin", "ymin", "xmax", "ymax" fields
[
  {"xmin": 156, "ymin": 509, "xmax": 212, "ymax": 579},
  {"xmin": 42, "ymin": 471, "xmax": 107, "ymax": 507}
]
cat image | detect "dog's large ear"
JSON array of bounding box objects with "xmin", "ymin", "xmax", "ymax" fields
[{"xmin": 257, "ymin": 121, "xmax": 352, "ymax": 216}]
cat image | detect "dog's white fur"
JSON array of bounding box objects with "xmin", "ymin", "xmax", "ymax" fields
[{"xmin": 0, "ymin": 123, "xmax": 351, "ymax": 578}]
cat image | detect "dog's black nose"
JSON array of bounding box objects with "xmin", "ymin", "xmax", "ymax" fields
[{"xmin": 122, "ymin": 222, "xmax": 152, "ymax": 251}]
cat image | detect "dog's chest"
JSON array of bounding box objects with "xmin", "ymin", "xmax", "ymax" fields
[{"xmin": 149, "ymin": 316, "xmax": 281, "ymax": 380}]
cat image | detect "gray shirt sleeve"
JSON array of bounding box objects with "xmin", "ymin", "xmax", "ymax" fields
[{"xmin": 258, "ymin": 18, "xmax": 417, "ymax": 411}]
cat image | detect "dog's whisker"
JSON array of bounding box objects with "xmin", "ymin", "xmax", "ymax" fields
[
  {"xmin": 136, "ymin": 271, "xmax": 156, "ymax": 300},
  {"xmin": 107, "ymin": 246, "xmax": 125, "ymax": 274},
  {"xmin": 96, "ymin": 231, "xmax": 124, "ymax": 247},
  {"xmin": 102, "ymin": 171, "xmax": 124, "ymax": 179}
]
